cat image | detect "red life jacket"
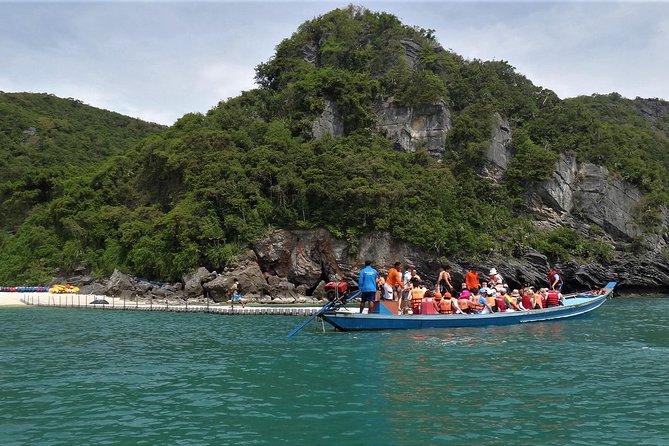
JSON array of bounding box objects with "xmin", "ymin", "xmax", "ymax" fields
[
  {"xmin": 548, "ymin": 270, "xmax": 563, "ymax": 287},
  {"xmin": 547, "ymin": 291, "xmax": 561, "ymax": 307},
  {"xmin": 521, "ymin": 295, "xmax": 533, "ymax": 310},
  {"xmin": 495, "ymin": 296, "xmax": 507, "ymax": 312}
]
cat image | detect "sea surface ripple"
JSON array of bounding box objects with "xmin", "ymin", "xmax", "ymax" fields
[{"xmin": 1, "ymin": 297, "xmax": 668, "ymax": 445}]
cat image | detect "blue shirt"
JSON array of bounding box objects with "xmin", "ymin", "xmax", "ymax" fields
[{"xmin": 359, "ymin": 266, "xmax": 379, "ymax": 293}]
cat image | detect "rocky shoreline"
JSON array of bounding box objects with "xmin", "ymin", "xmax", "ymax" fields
[{"xmin": 56, "ymin": 228, "xmax": 669, "ymax": 304}]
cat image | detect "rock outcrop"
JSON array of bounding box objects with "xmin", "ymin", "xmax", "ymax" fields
[
  {"xmin": 375, "ymin": 99, "xmax": 451, "ymax": 157},
  {"xmin": 483, "ymin": 113, "xmax": 513, "ymax": 181},
  {"xmin": 400, "ymin": 39, "xmax": 421, "ymax": 70},
  {"xmin": 530, "ymin": 154, "xmax": 643, "ymax": 241},
  {"xmin": 312, "ymin": 100, "xmax": 345, "ymax": 139},
  {"xmin": 633, "ymin": 97, "xmax": 669, "ymax": 124}
]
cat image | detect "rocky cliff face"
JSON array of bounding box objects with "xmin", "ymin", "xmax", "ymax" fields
[
  {"xmin": 633, "ymin": 97, "xmax": 669, "ymax": 124},
  {"xmin": 530, "ymin": 154, "xmax": 645, "ymax": 240},
  {"xmin": 312, "ymin": 100, "xmax": 345, "ymax": 139},
  {"xmin": 483, "ymin": 113, "xmax": 513, "ymax": 181},
  {"xmin": 374, "ymin": 99, "xmax": 451, "ymax": 157},
  {"xmin": 311, "ymin": 97, "xmax": 451, "ymax": 158}
]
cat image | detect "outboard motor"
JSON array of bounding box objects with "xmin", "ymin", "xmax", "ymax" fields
[{"xmin": 324, "ymin": 281, "xmax": 349, "ymax": 306}]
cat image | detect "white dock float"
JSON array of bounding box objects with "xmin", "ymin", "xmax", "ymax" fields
[{"xmin": 16, "ymin": 293, "xmax": 331, "ymax": 316}]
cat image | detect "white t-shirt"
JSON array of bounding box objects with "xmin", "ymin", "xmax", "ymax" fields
[{"xmin": 403, "ymin": 270, "xmax": 412, "ymax": 286}]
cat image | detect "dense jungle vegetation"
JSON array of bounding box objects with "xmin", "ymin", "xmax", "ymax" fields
[{"xmin": 1, "ymin": 6, "xmax": 669, "ymax": 283}]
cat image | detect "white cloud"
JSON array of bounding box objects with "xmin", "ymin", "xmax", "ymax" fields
[
  {"xmin": 197, "ymin": 62, "xmax": 257, "ymax": 103},
  {"xmin": 1, "ymin": 1, "xmax": 668, "ymax": 125}
]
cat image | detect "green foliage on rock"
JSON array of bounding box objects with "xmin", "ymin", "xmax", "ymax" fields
[
  {"xmin": 531, "ymin": 227, "xmax": 614, "ymax": 264},
  {"xmin": 0, "ymin": 92, "xmax": 165, "ymax": 232}
]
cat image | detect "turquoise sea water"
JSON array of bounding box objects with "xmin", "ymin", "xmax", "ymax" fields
[{"xmin": 1, "ymin": 297, "xmax": 669, "ymax": 445}]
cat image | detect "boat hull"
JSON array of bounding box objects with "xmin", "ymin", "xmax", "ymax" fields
[{"xmin": 321, "ymin": 292, "xmax": 609, "ymax": 332}]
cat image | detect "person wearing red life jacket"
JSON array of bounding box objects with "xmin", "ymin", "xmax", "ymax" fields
[
  {"xmin": 495, "ymin": 291, "xmax": 507, "ymax": 312},
  {"xmin": 547, "ymin": 268, "xmax": 564, "ymax": 292},
  {"xmin": 546, "ymin": 289, "xmax": 563, "ymax": 307},
  {"xmin": 521, "ymin": 289, "xmax": 534, "ymax": 311}
]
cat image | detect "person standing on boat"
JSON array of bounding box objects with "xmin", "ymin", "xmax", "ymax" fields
[
  {"xmin": 358, "ymin": 260, "xmax": 379, "ymax": 313},
  {"xmin": 386, "ymin": 262, "xmax": 404, "ymax": 302},
  {"xmin": 403, "ymin": 266, "xmax": 413, "ymax": 290},
  {"xmin": 402, "ymin": 266, "xmax": 413, "ymax": 306},
  {"xmin": 465, "ymin": 267, "xmax": 480, "ymax": 292},
  {"xmin": 437, "ymin": 265, "xmax": 454, "ymax": 295},
  {"xmin": 548, "ymin": 268, "xmax": 564, "ymax": 291}
]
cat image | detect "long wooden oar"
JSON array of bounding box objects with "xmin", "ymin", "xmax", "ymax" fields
[{"xmin": 287, "ymin": 290, "xmax": 361, "ymax": 337}]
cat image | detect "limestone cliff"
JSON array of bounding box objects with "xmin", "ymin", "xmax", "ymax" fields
[{"xmin": 374, "ymin": 99, "xmax": 450, "ymax": 157}]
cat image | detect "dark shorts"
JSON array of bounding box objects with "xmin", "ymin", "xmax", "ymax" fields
[{"xmin": 361, "ymin": 292, "xmax": 376, "ymax": 302}]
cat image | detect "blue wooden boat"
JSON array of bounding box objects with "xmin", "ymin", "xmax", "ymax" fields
[{"xmin": 316, "ymin": 282, "xmax": 616, "ymax": 332}]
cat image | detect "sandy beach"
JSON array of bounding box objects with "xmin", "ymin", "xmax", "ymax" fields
[
  {"xmin": 0, "ymin": 292, "xmax": 129, "ymax": 307},
  {"xmin": 0, "ymin": 292, "xmax": 28, "ymax": 306}
]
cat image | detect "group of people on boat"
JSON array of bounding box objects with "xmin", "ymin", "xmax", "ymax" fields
[{"xmin": 358, "ymin": 260, "xmax": 565, "ymax": 315}]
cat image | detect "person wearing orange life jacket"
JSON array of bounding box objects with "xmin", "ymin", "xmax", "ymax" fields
[
  {"xmin": 458, "ymin": 287, "xmax": 472, "ymax": 313},
  {"xmin": 537, "ymin": 288, "xmax": 549, "ymax": 308},
  {"xmin": 484, "ymin": 288, "xmax": 497, "ymax": 311},
  {"xmin": 433, "ymin": 293, "xmax": 454, "ymax": 314},
  {"xmin": 470, "ymin": 288, "xmax": 494, "ymax": 314},
  {"xmin": 410, "ymin": 281, "xmax": 427, "ymax": 315},
  {"xmin": 532, "ymin": 290, "xmax": 544, "ymax": 309},
  {"xmin": 432, "ymin": 291, "xmax": 443, "ymax": 313},
  {"xmin": 440, "ymin": 291, "xmax": 464, "ymax": 314},
  {"xmin": 468, "ymin": 288, "xmax": 486, "ymax": 312}
]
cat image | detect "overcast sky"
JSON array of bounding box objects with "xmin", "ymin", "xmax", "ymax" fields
[{"xmin": 1, "ymin": 1, "xmax": 668, "ymax": 125}]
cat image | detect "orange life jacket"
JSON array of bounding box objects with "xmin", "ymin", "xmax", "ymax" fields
[
  {"xmin": 533, "ymin": 293, "xmax": 544, "ymax": 309},
  {"xmin": 458, "ymin": 298, "xmax": 469, "ymax": 311},
  {"xmin": 411, "ymin": 288, "xmax": 425, "ymax": 307},
  {"xmin": 469, "ymin": 297, "xmax": 485, "ymax": 312},
  {"xmin": 437, "ymin": 299, "xmax": 453, "ymax": 314}
]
